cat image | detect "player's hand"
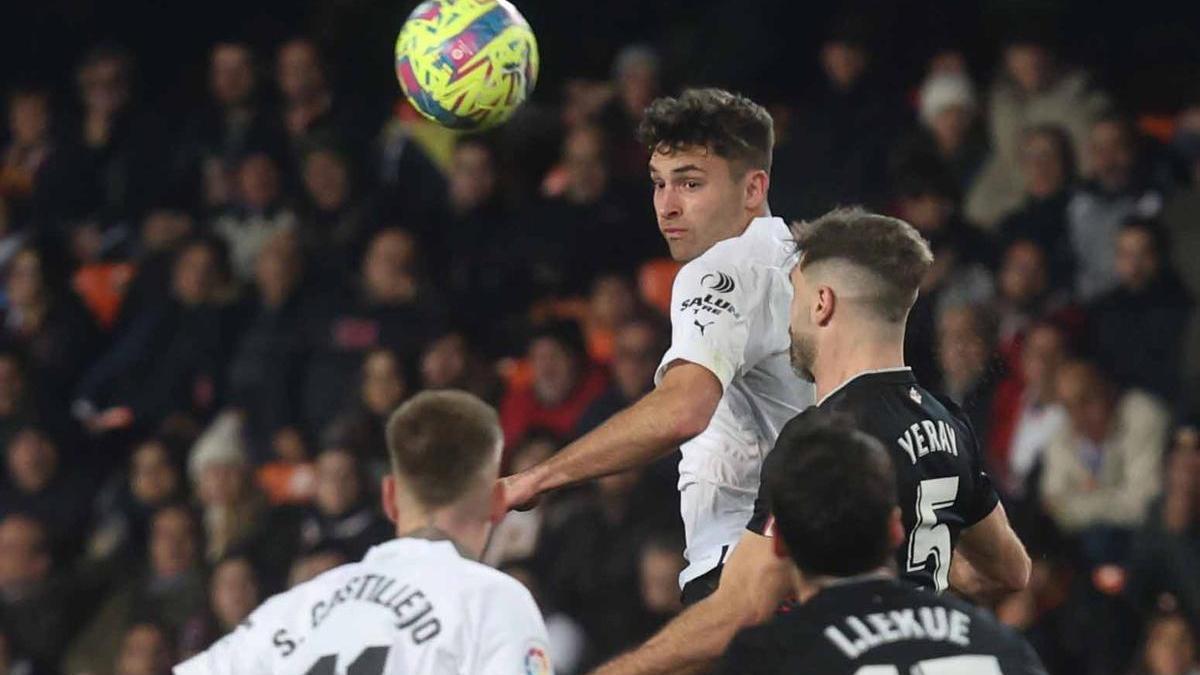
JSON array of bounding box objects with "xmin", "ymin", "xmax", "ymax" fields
[{"xmin": 498, "ymin": 471, "xmax": 543, "ymax": 512}]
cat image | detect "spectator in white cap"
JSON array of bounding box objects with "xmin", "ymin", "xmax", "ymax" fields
[
  {"xmin": 188, "ymin": 411, "xmax": 266, "ymax": 562},
  {"xmin": 892, "ymin": 66, "xmax": 987, "ymax": 194}
]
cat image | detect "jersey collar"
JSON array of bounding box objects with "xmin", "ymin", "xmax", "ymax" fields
[{"xmin": 817, "ymin": 367, "xmax": 915, "ymax": 407}]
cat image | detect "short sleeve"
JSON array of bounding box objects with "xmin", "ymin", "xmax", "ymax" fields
[
  {"xmin": 474, "ymin": 578, "xmax": 554, "ymax": 675},
  {"xmin": 655, "ymin": 260, "xmax": 750, "ymax": 390},
  {"xmin": 963, "ymin": 421, "xmax": 1000, "ymax": 528}
]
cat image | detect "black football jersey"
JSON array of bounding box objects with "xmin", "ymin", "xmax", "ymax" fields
[
  {"xmin": 747, "ymin": 368, "xmax": 999, "ymax": 592},
  {"xmin": 719, "ymin": 577, "xmax": 1048, "ymax": 674}
]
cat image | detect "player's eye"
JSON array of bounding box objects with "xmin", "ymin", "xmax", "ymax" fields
[{"xmin": 684, "ymin": 180, "xmax": 701, "ymax": 190}]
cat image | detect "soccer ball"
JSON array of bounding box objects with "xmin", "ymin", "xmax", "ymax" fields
[{"xmin": 394, "ymin": 0, "xmax": 539, "ymax": 130}]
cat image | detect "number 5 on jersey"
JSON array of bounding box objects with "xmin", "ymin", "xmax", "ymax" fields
[{"xmin": 906, "ymin": 477, "xmax": 958, "ymax": 592}]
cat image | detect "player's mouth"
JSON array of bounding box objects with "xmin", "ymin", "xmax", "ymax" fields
[{"xmin": 661, "ymin": 227, "xmax": 687, "ymax": 239}]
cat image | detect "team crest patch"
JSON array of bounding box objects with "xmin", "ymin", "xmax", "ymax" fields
[
  {"xmin": 909, "ymin": 387, "xmax": 922, "ymax": 404},
  {"xmin": 524, "ymin": 644, "xmax": 552, "ymax": 675}
]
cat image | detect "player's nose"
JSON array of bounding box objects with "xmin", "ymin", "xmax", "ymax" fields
[{"xmin": 656, "ymin": 190, "xmax": 682, "ymax": 220}]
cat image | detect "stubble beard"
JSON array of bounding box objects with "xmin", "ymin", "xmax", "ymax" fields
[{"xmin": 790, "ymin": 328, "xmax": 817, "ymax": 384}]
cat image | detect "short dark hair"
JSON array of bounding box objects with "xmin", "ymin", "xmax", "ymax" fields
[
  {"xmin": 385, "ymin": 390, "xmax": 502, "ymax": 508},
  {"xmin": 792, "ymin": 207, "xmax": 934, "ymax": 323},
  {"xmin": 637, "ymin": 88, "xmax": 774, "ymax": 173},
  {"xmin": 764, "ymin": 409, "xmax": 897, "ymax": 577}
]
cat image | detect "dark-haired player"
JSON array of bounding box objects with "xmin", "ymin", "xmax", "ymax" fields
[
  {"xmin": 501, "ymin": 88, "xmax": 814, "ymax": 602},
  {"xmin": 596, "ymin": 208, "xmax": 1029, "ymax": 674},
  {"xmin": 718, "ymin": 412, "xmax": 1048, "ymax": 674}
]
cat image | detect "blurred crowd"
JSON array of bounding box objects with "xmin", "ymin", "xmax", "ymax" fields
[{"xmin": 0, "ymin": 9, "xmax": 1198, "ymax": 675}]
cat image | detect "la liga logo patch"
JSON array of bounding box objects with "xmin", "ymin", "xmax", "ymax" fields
[{"xmin": 524, "ymin": 645, "xmax": 552, "ymax": 675}]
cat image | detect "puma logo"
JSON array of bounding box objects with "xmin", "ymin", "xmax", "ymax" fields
[{"xmin": 695, "ymin": 319, "xmax": 714, "ymax": 335}]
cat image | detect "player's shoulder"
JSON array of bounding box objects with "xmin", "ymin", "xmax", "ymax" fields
[
  {"xmin": 444, "ymin": 554, "xmax": 541, "ymax": 611},
  {"xmin": 684, "ymin": 216, "xmax": 793, "ymax": 277},
  {"xmin": 722, "ymin": 610, "xmax": 827, "ymax": 673}
]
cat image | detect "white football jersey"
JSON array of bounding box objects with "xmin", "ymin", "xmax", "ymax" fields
[
  {"xmin": 655, "ymin": 216, "xmax": 815, "ymax": 586},
  {"xmin": 174, "ymin": 538, "xmax": 553, "ymax": 675}
]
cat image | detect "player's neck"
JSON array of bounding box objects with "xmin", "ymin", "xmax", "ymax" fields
[
  {"xmin": 798, "ymin": 567, "xmax": 895, "ymax": 602},
  {"xmin": 813, "ymin": 335, "xmax": 906, "ymax": 404},
  {"xmin": 394, "ymin": 513, "xmax": 487, "ymax": 560}
]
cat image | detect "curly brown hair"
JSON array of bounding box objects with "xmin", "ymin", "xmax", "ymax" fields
[{"xmin": 636, "ymin": 87, "xmax": 774, "ymax": 173}]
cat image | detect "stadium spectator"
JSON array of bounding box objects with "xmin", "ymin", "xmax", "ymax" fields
[
  {"xmin": 88, "ymin": 437, "xmax": 186, "ymax": 563},
  {"xmin": 178, "ymin": 555, "xmax": 260, "ymax": 658},
  {"xmin": 893, "ymin": 165, "xmax": 994, "ymax": 387},
  {"xmin": 636, "ymin": 534, "xmax": 685, "ymax": 635},
  {"xmin": 3, "ymin": 241, "xmax": 103, "ymax": 416},
  {"xmin": 1041, "ymin": 360, "xmax": 1170, "ymax": 563},
  {"xmin": 188, "ymin": 413, "xmax": 265, "ymax": 563},
  {"xmin": 275, "ymin": 38, "xmax": 366, "ymax": 163},
  {"xmin": 419, "ymin": 330, "xmax": 503, "ymax": 404},
  {"xmin": 321, "ymin": 347, "xmax": 408, "ymax": 464},
  {"xmin": 771, "ymin": 18, "xmax": 905, "ymax": 218},
  {"xmin": 597, "ymin": 44, "xmax": 662, "ymax": 181},
  {"xmin": 0, "ymin": 514, "xmax": 79, "ymax": 668},
  {"xmin": 1128, "ymin": 610, "xmax": 1200, "ymax": 675},
  {"xmin": 113, "ymin": 622, "xmax": 174, "ymax": 675},
  {"xmin": 1087, "ymin": 219, "xmax": 1193, "ymax": 403},
  {"xmin": 526, "ymin": 126, "xmax": 657, "ymax": 294},
  {"xmin": 988, "ymin": 321, "xmax": 1070, "ymax": 498},
  {"xmin": 266, "ymin": 447, "xmax": 390, "ymax": 576},
  {"xmin": 0, "ymin": 428, "xmax": 91, "ymax": 560},
  {"xmin": 966, "ymin": 34, "xmax": 1111, "ymax": 228},
  {"xmin": 483, "ymin": 433, "xmax": 557, "ymax": 569},
  {"xmin": 65, "ymin": 505, "xmax": 205, "ymax": 675},
  {"xmin": 578, "ymin": 273, "xmax": 640, "ymax": 365},
  {"xmin": 892, "ymin": 69, "xmax": 987, "ymax": 192},
  {"xmin": 212, "ymin": 151, "xmax": 297, "ymax": 282},
  {"xmin": 296, "ymin": 146, "xmax": 375, "ymax": 280},
  {"xmin": 936, "ymin": 304, "xmax": 1001, "ymax": 439},
  {"xmin": 253, "ymin": 426, "xmax": 314, "ymax": 507},
  {"xmin": 576, "ymin": 315, "xmax": 669, "ymax": 437},
  {"xmin": 1164, "ymin": 102, "xmax": 1200, "ymax": 418},
  {"xmin": 0, "ymin": 352, "xmax": 36, "ymax": 455},
  {"xmin": 74, "ymin": 236, "xmax": 236, "ymax": 437},
  {"xmin": 996, "ymin": 125, "xmax": 1078, "ymax": 288},
  {"xmin": 1, "ymin": 86, "xmax": 54, "ymax": 224},
  {"xmin": 991, "ymin": 237, "xmax": 1081, "ymax": 371},
  {"xmin": 299, "ymin": 227, "xmax": 443, "ymax": 436},
  {"xmin": 1069, "ymin": 116, "xmax": 1165, "ymax": 299},
  {"xmin": 42, "ymin": 45, "xmax": 168, "ymax": 235},
  {"xmin": 226, "ymin": 230, "xmax": 308, "ymax": 462},
  {"xmin": 1129, "ymin": 429, "xmax": 1200, "ymax": 625},
  {"xmin": 177, "ymin": 41, "xmax": 285, "ymax": 210},
  {"xmin": 500, "ymin": 320, "xmax": 608, "ymax": 449}
]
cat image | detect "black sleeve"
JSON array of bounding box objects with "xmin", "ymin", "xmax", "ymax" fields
[
  {"xmin": 717, "ymin": 627, "xmax": 782, "ymax": 675},
  {"xmin": 963, "ymin": 426, "xmax": 1001, "ymax": 527},
  {"xmin": 935, "ymin": 393, "xmax": 1000, "ymax": 528},
  {"xmin": 746, "ymin": 486, "xmax": 771, "ymax": 535}
]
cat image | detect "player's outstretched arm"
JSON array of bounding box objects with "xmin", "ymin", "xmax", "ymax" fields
[
  {"xmin": 950, "ymin": 501, "xmax": 1031, "ymax": 602},
  {"xmin": 590, "ymin": 530, "xmax": 792, "ymax": 675},
  {"xmin": 501, "ymin": 361, "xmax": 721, "ymax": 510}
]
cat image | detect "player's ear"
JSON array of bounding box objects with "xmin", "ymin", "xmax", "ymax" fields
[
  {"xmin": 743, "ymin": 168, "xmax": 769, "ymax": 213},
  {"xmin": 813, "ymin": 286, "xmax": 836, "ymax": 326},
  {"xmin": 380, "ymin": 475, "xmax": 399, "ymax": 525},
  {"xmin": 888, "ymin": 506, "xmax": 904, "ymax": 551}
]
